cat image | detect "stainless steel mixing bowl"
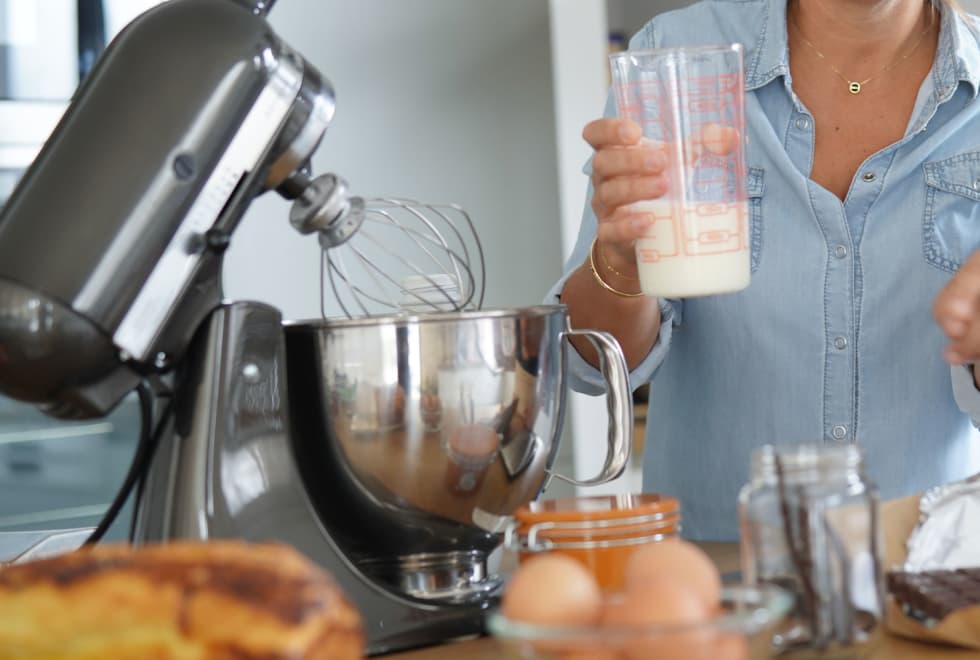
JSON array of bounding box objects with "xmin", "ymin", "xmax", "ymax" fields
[{"xmin": 283, "ymin": 305, "xmax": 632, "ymax": 566}]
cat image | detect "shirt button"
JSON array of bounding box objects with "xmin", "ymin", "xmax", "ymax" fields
[
  {"xmin": 795, "ymin": 116, "xmax": 811, "ymax": 130},
  {"xmin": 862, "ymin": 172, "xmax": 877, "ymax": 183},
  {"xmin": 831, "ymin": 425, "xmax": 848, "ymax": 440},
  {"xmin": 834, "ymin": 245, "xmax": 848, "ymax": 259},
  {"xmin": 833, "ymin": 336, "xmax": 848, "ymax": 350}
]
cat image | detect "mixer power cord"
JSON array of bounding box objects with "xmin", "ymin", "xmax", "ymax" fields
[{"xmin": 84, "ymin": 381, "xmax": 174, "ymax": 545}]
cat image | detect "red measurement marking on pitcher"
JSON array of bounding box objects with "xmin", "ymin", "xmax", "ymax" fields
[
  {"xmin": 637, "ymin": 204, "xmax": 681, "ymax": 264},
  {"xmin": 617, "ymin": 75, "xmax": 742, "ymax": 130},
  {"xmin": 682, "ymin": 202, "xmax": 747, "ymax": 256},
  {"xmin": 637, "ymin": 202, "xmax": 747, "ymax": 263}
]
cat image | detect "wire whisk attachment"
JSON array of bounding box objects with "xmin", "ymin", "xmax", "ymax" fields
[{"xmin": 287, "ymin": 173, "xmax": 485, "ymax": 319}]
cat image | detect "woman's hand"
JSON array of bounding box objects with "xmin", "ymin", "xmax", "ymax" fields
[
  {"xmin": 934, "ymin": 251, "xmax": 980, "ymax": 374},
  {"xmin": 583, "ymin": 118, "xmax": 668, "ymax": 272},
  {"xmin": 583, "ymin": 119, "xmax": 739, "ymax": 271}
]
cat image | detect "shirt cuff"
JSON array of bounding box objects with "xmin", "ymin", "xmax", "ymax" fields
[
  {"xmin": 545, "ymin": 274, "xmax": 676, "ymax": 396},
  {"xmin": 951, "ymin": 364, "xmax": 980, "ymax": 426}
]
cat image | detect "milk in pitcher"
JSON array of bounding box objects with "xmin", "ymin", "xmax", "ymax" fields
[{"xmin": 632, "ymin": 199, "xmax": 749, "ymax": 298}]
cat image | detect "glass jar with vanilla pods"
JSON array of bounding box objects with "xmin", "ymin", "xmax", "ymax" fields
[{"xmin": 738, "ymin": 444, "xmax": 884, "ymax": 657}]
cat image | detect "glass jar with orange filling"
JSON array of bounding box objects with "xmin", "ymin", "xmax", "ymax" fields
[{"xmin": 507, "ymin": 494, "xmax": 681, "ymax": 591}]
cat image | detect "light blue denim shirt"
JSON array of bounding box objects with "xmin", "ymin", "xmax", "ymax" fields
[{"xmin": 549, "ymin": 0, "xmax": 980, "ymax": 540}]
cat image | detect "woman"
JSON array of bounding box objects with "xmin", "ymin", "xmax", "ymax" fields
[{"xmin": 551, "ymin": 0, "xmax": 980, "ymax": 540}]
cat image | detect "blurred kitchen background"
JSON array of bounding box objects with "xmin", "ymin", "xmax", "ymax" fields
[{"xmin": 4, "ymin": 0, "xmax": 970, "ymax": 541}]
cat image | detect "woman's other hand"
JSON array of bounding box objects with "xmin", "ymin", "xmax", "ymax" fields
[{"xmin": 934, "ymin": 250, "xmax": 980, "ymax": 373}]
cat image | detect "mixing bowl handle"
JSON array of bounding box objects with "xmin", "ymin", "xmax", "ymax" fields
[{"xmin": 552, "ymin": 328, "xmax": 633, "ymax": 486}]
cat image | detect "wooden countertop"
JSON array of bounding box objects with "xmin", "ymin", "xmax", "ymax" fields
[{"xmin": 384, "ymin": 542, "xmax": 980, "ymax": 660}]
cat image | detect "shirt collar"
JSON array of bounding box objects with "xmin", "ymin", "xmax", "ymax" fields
[
  {"xmin": 743, "ymin": 0, "xmax": 980, "ymax": 98},
  {"xmin": 744, "ymin": 0, "xmax": 789, "ymax": 91},
  {"xmin": 934, "ymin": 4, "xmax": 980, "ymax": 100}
]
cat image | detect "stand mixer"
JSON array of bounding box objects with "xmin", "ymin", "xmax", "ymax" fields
[{"xmin": 0, "ymin": 0, "xmax": 634, "ymax": 654}]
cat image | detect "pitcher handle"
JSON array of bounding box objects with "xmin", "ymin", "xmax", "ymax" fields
[{"xmin": 551, "ymin": 327, "xmax": 633, "ymax": 487}]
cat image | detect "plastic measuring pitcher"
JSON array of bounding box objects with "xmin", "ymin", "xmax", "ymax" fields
[{"xmin": 609, "ymin": 44, "xmax": 749, "ymax": 298}]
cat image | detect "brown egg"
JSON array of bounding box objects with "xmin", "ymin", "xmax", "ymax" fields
[
  {"xmin": 502, "ymin": 554, "xmax": 602, "ymax": 627},
  {"xmin": 623, "ymin": 539, "xmax": 722, "ymax": 610},
  {"xmin": 600, "ymin": 577, "xmax": 713, "ymax": 660}
]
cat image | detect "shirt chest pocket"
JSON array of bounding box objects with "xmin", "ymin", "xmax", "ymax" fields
[{"xmin": 923, "ymin": 153, "xmax": 980, "ymax": 273}]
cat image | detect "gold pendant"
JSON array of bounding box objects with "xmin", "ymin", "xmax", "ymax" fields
[{"xmin": 849, "ymin": 81, "xmax": 862, "ymax": 94}]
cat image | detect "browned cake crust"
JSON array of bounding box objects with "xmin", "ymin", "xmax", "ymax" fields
[{"xmin": 0, "ymin": 541, "xmax": 364, "ymax": 659}]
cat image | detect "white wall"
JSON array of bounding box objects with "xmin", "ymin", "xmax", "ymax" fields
[
  {"xmin": 223, "ymin": 0, "xmax": 563, "ymax": 321},
  {"xmin": 607, "ymin": 0, "xmax": 692, "ymax": 40},
  {"xmin": 548, "ymin": 1, "xmax": 638, "ymax": 495},
  {"xmin": 102, "ymin": 0, "xmax": 162, "ymax": 32}
]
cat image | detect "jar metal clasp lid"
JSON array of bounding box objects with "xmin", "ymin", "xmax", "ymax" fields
[{"xmin": 505, "ymin": 510, "xmax": 681, "ymax": 553}]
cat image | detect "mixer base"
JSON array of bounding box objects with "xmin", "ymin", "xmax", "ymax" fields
[{"xmin": 131, "ymin": 301, "xmax": 497, "ymax": 655}]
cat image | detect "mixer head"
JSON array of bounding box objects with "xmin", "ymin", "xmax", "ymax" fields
[
  {"xmin": 286, "ymin": 173, "xmax": 486, "ymax": 319},
  {"xmin": 0, "ymin": 0, "xmax": 335, "ymax": 418}
]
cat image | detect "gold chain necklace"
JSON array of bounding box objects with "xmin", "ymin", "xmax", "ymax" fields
[{"xmin": 791, "ymin": 6, "xmax": 935, "ymax": 95}]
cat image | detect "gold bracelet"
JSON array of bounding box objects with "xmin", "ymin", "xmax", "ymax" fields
[
  {"xmin": 598, "ymin": 241, "xmax": 639, "ymax": 281},
  {"xmin": 589, "ymin": 239, "xmax": 644, "ymax": 298}
]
